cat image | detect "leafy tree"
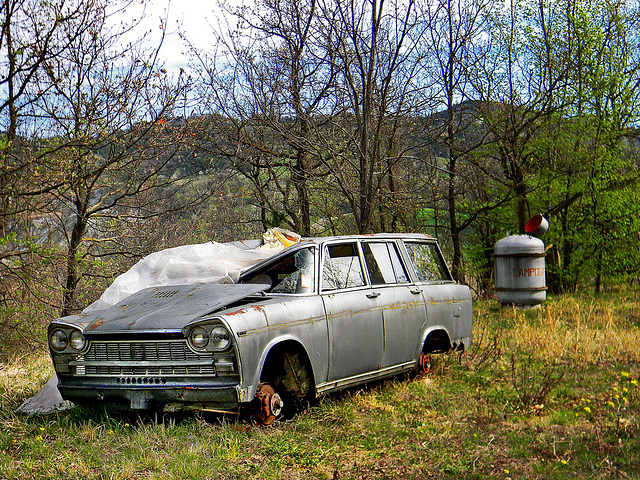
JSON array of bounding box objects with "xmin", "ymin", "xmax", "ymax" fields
[{"xmin": 533, "ymin": 0, "xmax": 640, "ymax": 292}]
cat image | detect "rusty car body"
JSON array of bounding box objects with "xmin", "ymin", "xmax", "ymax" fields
[{"xmin": 48, "ymin": 234, "xmax": 473, "ymax": 424}]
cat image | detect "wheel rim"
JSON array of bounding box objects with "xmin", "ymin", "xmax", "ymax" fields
[
  {"xmin": 251, "ymin": 383, "xmax": 284, "ymax": 426},
  {"xmin": 418, "ymin": 352, "xmax": 431, "ymax": 375}
]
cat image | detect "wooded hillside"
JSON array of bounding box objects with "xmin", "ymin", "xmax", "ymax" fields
[{"xmin": 2, "ymin": 0, "xmax": 639, "ymax": 356}]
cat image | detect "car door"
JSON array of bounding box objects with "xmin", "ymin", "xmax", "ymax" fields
[
  {"xmin": 360, "ymin": 241, "xmax": 427, "ymax": 368},
  {"xmin": 320, "ymin": 242, "xmax": 385, "ymax": 382},
  {"xmin": 403, "ymin": 241, "xmax": 460, "ymax": 340}
]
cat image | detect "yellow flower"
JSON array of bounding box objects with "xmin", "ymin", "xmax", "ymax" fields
[
  {"xmin": 504, "ymin": 469, "xmax": 510, "ymax": 474},
  {"xmin": 614, "ymin": 394, "xmax": 620, "ymax": 399},
  {"xmin": 584, "ymin": 406, "xmax": 591, "ymax": 413},
  {"xmin": 35, "ymin": 435, "xmax": 43, "ymax": 442},
  {"xmin": 613, "ymin": 386, "xmax": 619, "ymax": 391},
  {"xmin": 561, "ymin": 460, "xmax": 567, "ymax": 465},
  {"xmin": 623, "ymin": 387, "xmax": 629, "ymax": 393},
  {"xmin": 623, "ymin": 397, "xmax": 629, "ymax": 404},
  {"xmin": 107, "ymin": 429, "xmax": 114, "ymax": 435},
  {"xmin": 607, "ymin": 401, "xmax": 615, "ymax": 407},
  {"xmin": 39, "ymin": 427, "xmax": 45, "ymax": 432},
  {"xmin": 124, "ymin": 423, "xmax": 130, "ymax": 427},
  {"xmin": 631, "ymin": 380, "xmax": 638, "ymax": 386},
  {"xmin": 621, "ymin": 371, "xmax": 629, "ymax": 377}
]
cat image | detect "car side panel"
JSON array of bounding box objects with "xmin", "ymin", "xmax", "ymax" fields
[
  {"xmin": 419, "ymin": 284, "xmax": 473, "ymax": 349},
  {"xmin": 377, "ymin": 284, "xmax": 428, "ymax": 367},
  {"xmin": 227, "ymin": 296, "xmax": 328, "ymax": 395}
]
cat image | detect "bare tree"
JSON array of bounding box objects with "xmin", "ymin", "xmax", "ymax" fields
[
  {"xmin": 191, "ymin": 0, "xmax": 337, "ymax": 235},
  {"xmin": 35, "ymin": 6, "xmax": 197, "ymax": 315},
  {"xmin": 418, "ymin": 0, "xmax": 493, "ymax": 280},
  {"xmin": 0, "ymin": 0, "xmax": 200, "ymax": 317},
  {"xmin": 315, "ymin": 0, "xmax": 430, "ymax": 234},
  {"xmin": 0, "ymin": 0, "xmax": 98, "ymax": 238}
]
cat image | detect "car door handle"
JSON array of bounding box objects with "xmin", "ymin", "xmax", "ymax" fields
[
  {"xmin": 366, "ymin": 292, "xmax": 380, "ymax": 299},
  {"xmin": 410, "ymin": 288, "xmax": 423, "ymax": 294}
]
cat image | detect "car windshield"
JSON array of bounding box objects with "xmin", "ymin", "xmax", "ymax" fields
[{"xmin": 243, "ymin": 247, "xmax": 316, "ymax": 294}]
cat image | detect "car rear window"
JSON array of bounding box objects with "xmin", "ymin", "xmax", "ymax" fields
[{"xmin": 404, "ymin": 241, "xmax": 451, "ymax": 282}]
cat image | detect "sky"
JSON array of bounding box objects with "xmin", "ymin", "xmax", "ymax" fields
[{"xmin": 111, "ymin": 0, "xmax": 226, "ymax": 73}]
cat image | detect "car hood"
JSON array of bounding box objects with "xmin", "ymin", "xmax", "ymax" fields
[{"xmin": 58, "ymin": 283, "xmax": 270, "ymax": 334}]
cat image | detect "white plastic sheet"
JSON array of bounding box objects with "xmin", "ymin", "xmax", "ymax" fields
[
  {"xmin": 15, "ymin": 375, "xmax": 74, "ymax": 415},
  {"xmin": 84, "ymin": 241, "xmax": 281, "ymax": 313},
  {"xmin": 83, "ymin": 228, "xmax": 301, "ymax": 313}
]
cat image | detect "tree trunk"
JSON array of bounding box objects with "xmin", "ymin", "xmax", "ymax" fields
[
  {"xmin": 292, "ymin": 151, "xmax": 311, "ymax": 236},
  {"xmin": 62, "ymin": 216, "xmax": 87, "ymax": 316}
]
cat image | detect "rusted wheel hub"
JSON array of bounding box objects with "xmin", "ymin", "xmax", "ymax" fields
[
  {"xmin": 251, "ymin": 383, "xmax": 284, "ymax": 426},
  {"xmin": 418, "ymin": 352, "xmax": 431, "ymax": 375}
]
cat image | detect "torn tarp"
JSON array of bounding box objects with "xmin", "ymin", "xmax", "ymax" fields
[
  {"xmin": 15, "ymin": 375, "xmax": 73, "ymax": 415},
  {"xmin": 84, "ymin": 228, "xmax": 301, "ymax": 313}
]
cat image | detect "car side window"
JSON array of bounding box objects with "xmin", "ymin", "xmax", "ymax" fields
[
  {"xmin": 404, "ymin": 241, "xmax": 451, "ymax": 282},
  {"xmin": 362, "ymin": 242, "xmax": 409, "ymax": 285},
  {"xmin": 322, "ymin": 243, "xmax": 365, "ymax": 290}
]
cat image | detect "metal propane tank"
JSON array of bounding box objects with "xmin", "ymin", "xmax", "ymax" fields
[{"xmin": 494, "ymin": 215, "xmax": 548, "ymax": 306}]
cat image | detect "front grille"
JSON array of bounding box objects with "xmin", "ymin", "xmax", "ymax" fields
[{"xmin": 71, "ymin": 339, "xmax": 217, "ymax": 377}]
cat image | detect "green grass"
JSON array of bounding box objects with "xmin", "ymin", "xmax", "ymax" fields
[{"xmin": 1, "ymin": 292, "xmax": 639, "ymax": 479}]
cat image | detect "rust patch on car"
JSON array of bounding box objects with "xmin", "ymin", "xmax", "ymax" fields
[{"xmin": 87, "ymin": 318, "xmax": 106, "ymax": 330}]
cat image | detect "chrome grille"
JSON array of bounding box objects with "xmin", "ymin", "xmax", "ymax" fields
[
  {"xmin": 72, "ymin": 339, "xmax": 216, "ymax": 377},
  {"xmin": 85, "ymin": 340, "xmax": 200, "ymax": 362}
]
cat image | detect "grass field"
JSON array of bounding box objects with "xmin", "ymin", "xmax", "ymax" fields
[{"xmin": 1, "ymin": 292, "xmax": 639, "ymax": 479}]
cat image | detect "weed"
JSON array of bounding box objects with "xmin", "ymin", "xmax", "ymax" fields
[
  {"xmin": 458, "ymin": 322, "xmax": 502, "ymax": 373},
  {"xmin": 603, "ymin": 370, "xmax": 639, "ymax": 438},
  {"xmin": 509, "ymin": 346, "xmax": 566, "ymax": 407}
]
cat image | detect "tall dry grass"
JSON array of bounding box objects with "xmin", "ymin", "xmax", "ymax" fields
[{"xmin": 494, "ymin": 293, "xmax": 640, "ymax": 365}]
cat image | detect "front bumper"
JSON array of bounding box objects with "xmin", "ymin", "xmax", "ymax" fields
[{"xmin": 57, "ymin": 376, "xmax": 241, "ymax": 412}]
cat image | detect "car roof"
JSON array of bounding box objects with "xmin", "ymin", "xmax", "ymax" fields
[
  {"xmin": 228, "ymin": 232, "xmax": 435, "ymax": 252},
  {"xmin": 237, "ymin": 233, "xmax": 437, "ymax": 280}
]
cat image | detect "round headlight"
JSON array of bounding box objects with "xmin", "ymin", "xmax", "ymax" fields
[
  {"xmin": 210, "ymin": 325, "xmax": 231, "ymax": 350},
  {"xmin": 49, "ymin": 329, "xmax": 68, "ymax": 352},
  {"xmin": 189, "ymin": 327, "xmax": 210, "ymax": 349},
  {"xmin": 69, "ymin": 330, "xmax": 86, "ymax": 351}
]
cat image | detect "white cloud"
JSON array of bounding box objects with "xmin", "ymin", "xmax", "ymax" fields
[{"xmin": 109, "ymin": 0, "xmax": 222, "ymax": 73}]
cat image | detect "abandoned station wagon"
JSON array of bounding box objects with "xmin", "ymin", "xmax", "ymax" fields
[{"xmin": 48, "ymin": 234, "xmax": 473, "ymax": 424}]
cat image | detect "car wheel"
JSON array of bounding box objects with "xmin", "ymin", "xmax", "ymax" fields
[{"xmin": 252, "ymin": 348, "xmax": 314, "ymax": 425}]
